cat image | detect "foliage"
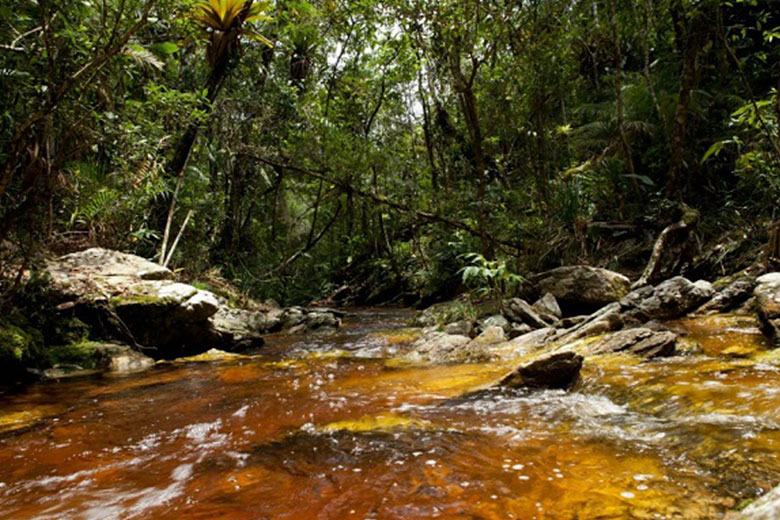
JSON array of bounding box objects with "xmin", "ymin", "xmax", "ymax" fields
[
  {"xmin": 459, "ymin": 253, "xmax": 524, "ymax": 303},
  {"xmin": 1, "ymin": 0, "xmax": 780, "ymax": 306}
]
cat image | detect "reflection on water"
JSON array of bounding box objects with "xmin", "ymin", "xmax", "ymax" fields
[{"xmin": 0, "ymin": 310, "xmax": 778, "ymax": 519}]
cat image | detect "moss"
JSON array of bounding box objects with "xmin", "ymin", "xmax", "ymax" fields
[
  {"xmin": 0, "ymin": 318, "xmax": 44, "ymax": 366},
  {"xmin": 46, "ymin": 341, "xmax": 103, "ymax": 369}
]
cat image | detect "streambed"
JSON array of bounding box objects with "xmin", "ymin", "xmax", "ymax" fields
[{"xmin": 0, "ymin": 309, "xmax": 778, "ymax": 519}]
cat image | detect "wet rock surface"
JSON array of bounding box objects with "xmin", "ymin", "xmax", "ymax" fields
[
  {"xmin": 498, "ymin": 351, "xmax": 583, "ymax": 390},
  {"xmin": 755, "ymin": 273, "xmax": 780, "ymax": 346},
  {"xmin": 588, "ymin": 328, "xmax": 678, "ymax": 359},
  {"xmin": 621, "ymin": 277, "xmax": 714, "ymax": 321}
]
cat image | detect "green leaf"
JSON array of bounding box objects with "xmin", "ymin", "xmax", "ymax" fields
[
  {"xmin": 153, "ymin": 42, "xmax": 179, "ymax": 55},
  {"xmin": 701, "ymin": 141, "xmax": 726, "ymax": 164}
]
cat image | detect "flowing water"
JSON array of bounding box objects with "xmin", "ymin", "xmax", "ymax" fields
[{"xmin": 0, "ymin": 309, "xmax": 779, "ymax": 519}]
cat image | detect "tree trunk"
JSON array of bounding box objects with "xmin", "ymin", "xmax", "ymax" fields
[
  {"xmin": 610, "ymin": 0, "xmax": 636, "ymax": 187},
  {"xmin": 448, "ymin": 42, "xmax": 492, "ymax": 258},
  {"xmin": 667, "ymin": 13, "xmax": 706, "ymax": 199}
]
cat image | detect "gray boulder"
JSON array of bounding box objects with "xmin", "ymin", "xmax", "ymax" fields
[
  {"xmin": 305, "ymin": 311, "xmax": 342, "ymax": 330},
  {"xmin": 94, "ymin": 344, "xmax": 156, "ymax": 373},
  {"xmin": 498, "ymin": 351, "xmax": 583, "ymax": 390},
  {"xmin": 755, "ymin": 274, "xmax": 780, "ymax": 346},
  {"xmin": 554, "ymin": 303, "xmax": 624, "ymax": 344},
  {"xmin": 508, "ymin": 322, "xmax": 533, "ymax": 339},
  {"xmin": 509, "ymin": 327, "xmax": 557, "ymax": 351},
  {"xmin": 504, "ymin": 298, "xmax": 550, "ymax": 329},
  {"xmin": 588, "ymin": 328, "xmax": 678, "ymax": 359},
  {"xmin": 696, "ymin": 277, "xmax": 756, "ymax": 314},
  {"xmin": 479, "ymin": 314, "xmax": 510, "ymax": 333},
  {"xmin": 469, "ymin": 326, "xmax": 506, "ymax": 347},
  {"xmin": 404, "ymin": 332, "xmax": 471, "ymax": 364},
  {"xmin": 43, "ymin": 248, "xmax": 264, "ymax": 358},
  {"xmin": 444, "ymin": 320, "xmax": 475, "ymax": 337},
  {"xmin": 531, "ymin": 266, "xmax": 631, "ymax": 313},
  {"xmin": 533, "ymin": 293, "xmax": 562, "ymax": 319},
  {"xmin": 622, "ymin": 277, "xmax": 715, "ymax": 321}
]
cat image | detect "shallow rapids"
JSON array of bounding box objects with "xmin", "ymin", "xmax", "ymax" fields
[{"xmin": 0, "ymin": 309, "xmax": 778, "ymax": 519}]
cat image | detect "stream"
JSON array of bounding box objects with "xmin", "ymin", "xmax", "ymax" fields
[{"xmin": 0, "ymin": 309, "xmax": 779, "ymax": 519}]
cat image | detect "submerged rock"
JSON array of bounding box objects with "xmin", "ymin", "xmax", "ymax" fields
[
  {"xmin": 727, "ymin": 484, "xmax": 780, "ymax": 520},
  {"xmin": 498, "ymin": 351, "xmax": 583, "ymax": 390},
  {"xmin": 530, "ymin": 266, "xmax": 631, "ymax": 314},
  {"xmin": 588, "ymin": 328, "xmax": 678, "ymax": 359},
  {"xmin": 755, "ymin": 273, "xmax": 780, "ymax": 347}
]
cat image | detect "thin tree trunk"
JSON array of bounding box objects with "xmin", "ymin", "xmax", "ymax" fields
[
  {"xmin": 667, "ymin": 16, "xmax": 705, "ymax": 198},
  {"xmin": 610, "ymin": 0, "xmax": 637, "ymax": 189}
]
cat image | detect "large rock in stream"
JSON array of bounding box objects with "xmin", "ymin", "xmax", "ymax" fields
[
  {"xmin": 620, "ymin": 276, "xmax": 715, "ymax": 322},
  {"xmin": 529, "ymin": 266, "xmax": 631, "ymax": 314},
  {"xmin": 755, "ymin": 273, "xmax": 780, "ymax": 347},
  {"xmin": 44, "ymin": 248, "xmax": 264, "ymax": 359},
  {"xmin": 497, "ymin": 351, "xmax": 583, "ymax": 390}
]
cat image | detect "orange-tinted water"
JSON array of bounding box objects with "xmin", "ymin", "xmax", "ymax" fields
[{"xmin": 0, "ymin": 310, "xmax": 778, "ymax": 519}]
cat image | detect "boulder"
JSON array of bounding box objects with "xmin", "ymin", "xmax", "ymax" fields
[
  {"xmin": 94, "ymin": 344, "xmax": 155, "ymax": 373},
  {"xmin": 210, "ymin": 307, "xmax": 268, "ymax": 351},
  {"xmin": 533, "ymin": 293, "xmax": 562, "ymax": 320},
  {"xmin": 696, "ymin": 277, "xmax": 756, "ymax": 314},
  {"xmin": 44, "ymin": 248, "xmax": 237, "ymax": 359},
  {"xmin": 588, "ymin": 328, "xmax": 678, "ymax": 359},
  {"xmin": 305, "ymin": 311, "xmax": 341, "ymax": 330},
  {"xmin": 404, "ymin": 332, "xmax": 471, "ymax": 364},
  {"xmin": 469, "ymin": 326, "xmax": 506, "ymax": 347},
  {"xmin": 181, "ymin": 290, "xmax": 220, "ymax": 322},
  {"xmin": 444, "ymin": 320, "xmax": 475, "ymax": 337},
  {"xmin": 531, "ymin": 266, "xmax": 631, "ymax": 314},
  {"xmin": 479, "ymin": 314, "xmax": 510, "ymax": 333},
  {"xmin": 411, "ymin": 300, "xmax": 486, "ymax": 327},
  {"xmin": 281, "ymin": 307, "xmax": 307, "ymax": 328},
  {"xmin": 508, "ymin": 322, "xmax": 533, "ymax": 339},
  {"xmin": 508, "ymin": 327, "xmax": 557, "ymax": 351},
  {"xmin": 554, "ymin": 303, "xmax": 624, "ymax": 344},
  {"xmin": 622, "ymin": 277, "xmax": 715, "ymax": 321},
  {"xmin": 503, "ymin": 298, "xmax": 550, "ymax": 329},
  {"xmin": 498, "ymin": 351, "xmax": 583, "ymax": 390},
  {"xmin": 755, "ymin": 274, "xmax": 780, "ymax": 346}
]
